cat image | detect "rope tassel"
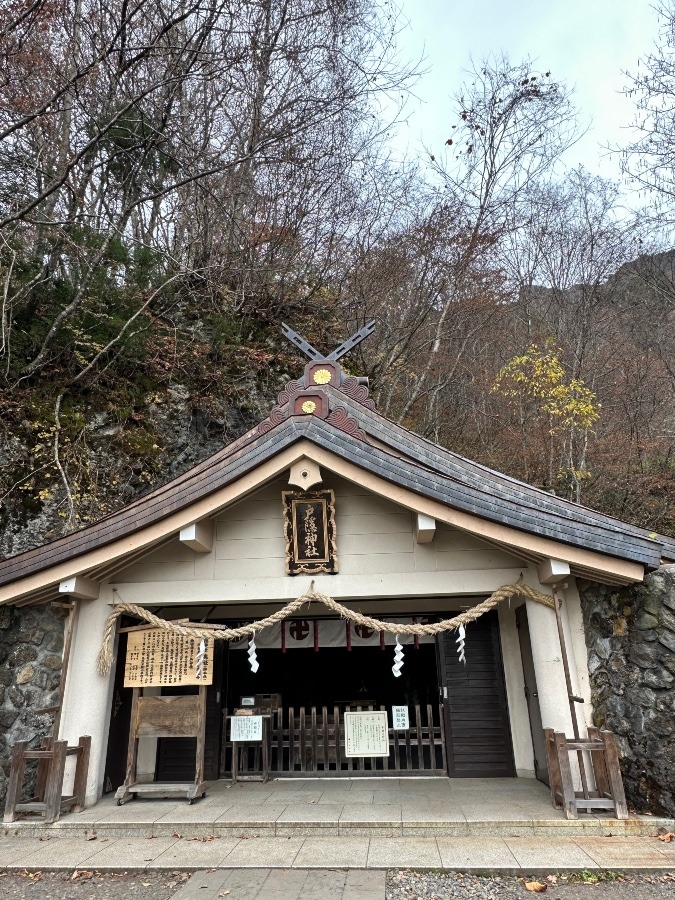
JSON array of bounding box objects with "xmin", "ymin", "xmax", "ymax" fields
[
  {"xmin": 194, "ymin": 639, "xmax": 206, "ymax": 680},
  {"xmin": 456, "ymin": 624, "xmax": 466, "ymax": 665},
  {"xmin": 248, "ymin": 636, "xmax": 259, "ymax": 673},
  {"xmin": 392, "ymin": 635, "xmax": 404, "ymax": 678}
]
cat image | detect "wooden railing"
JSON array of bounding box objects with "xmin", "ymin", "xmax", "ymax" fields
[{"xmin": 221, "ymin": 704, "xmax": 446, "ymax": 777}]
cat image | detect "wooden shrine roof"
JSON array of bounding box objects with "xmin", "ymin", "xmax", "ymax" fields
[{"xmin": 0, "ymin": 358, "xmax": 673, "ymax": 598}]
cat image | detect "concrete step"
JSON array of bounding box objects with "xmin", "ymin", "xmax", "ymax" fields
[
  {"xmin": 4, "ymin": 814, "xmax": 672, "ymax": 840},
  {"xmin": 1, "ymin": 834, "xmax": 675, "ymax": 875}
]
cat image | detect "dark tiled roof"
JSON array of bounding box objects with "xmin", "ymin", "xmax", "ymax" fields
[{"xmin": 0, "ymin": 365, "xmax": 669, "ymax": 589}]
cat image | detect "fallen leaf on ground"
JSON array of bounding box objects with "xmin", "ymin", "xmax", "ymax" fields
[
  {"xmin": 525, "ymin": 882, "xmax": 547, "ymax": 893},
  {"xmin": 659, "ymin": 832, "xmax": 675, "ymax": 842},
  {"xmin": 187, "ymin": 834, "xmax": 215, "ymax": 842},
  {"xmin": 19, "ymin": 871, "xmax": 42, "ymax": 882},
  {"xmin": 71, "ymin": 870, "xmax": 94, "ymax": 880},
  {"xmin": 86, "ymin": 835, "xmax": 97, "ymax": 841},
  {"xmin": 172, "ymin": 832, "xmax": 183, "ymax": 839},
  {"xmin": 219, "ymin": 892, "xmax": 230, "ymax": 897}
]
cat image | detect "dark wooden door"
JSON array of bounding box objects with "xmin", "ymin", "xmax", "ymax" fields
[
  {"xmin": 516, "ymin": 605, "xmax": 549, "ymax": 786},
  {"xmin": 437, "ymin": 610, "xmax": 515, "ymax": 777},
  {"xmin": 156, "ymin": 641, "xmax": 224, "ymax": 781}
]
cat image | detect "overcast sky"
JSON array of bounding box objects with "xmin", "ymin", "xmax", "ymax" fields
[{"xmin": 396, "ymin": 0, "xmax": 661, "ymax": 178}]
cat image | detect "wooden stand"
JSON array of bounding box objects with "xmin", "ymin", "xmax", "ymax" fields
[
  {"xmin": 228, "ymin": 714, "xmax": 272, "ymax": 783},
  {"xmin": 3, "ymin": 736, "xmax": 91, "ymax": 825},
  {"xmin": 545, "ymin": 727, "xmax": 628, "ymax": 819},
  {"xmin": 115, "ymin": 687, "xmax": 209, "ymax": 805}
]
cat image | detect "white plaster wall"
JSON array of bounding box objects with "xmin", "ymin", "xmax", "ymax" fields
[
  {"xmin": 59, "ymin": 593, "xmax": 116, "ymax": 805},
  {"xmin": 563, "ymin": 577, "xmax": 593, "ymax": 727},
  {"xmin": 112, "ymin": 476, "xmax": 526, "ymax": 605},
  {"xmin": 498, "ymin": 602, "xmax": 535, "ymax": 778},
  {"xmin": 517, "ymin": 570, "xmax": 593, "ymax": 789}
]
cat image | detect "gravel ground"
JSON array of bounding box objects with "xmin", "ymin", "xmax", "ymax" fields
[
  {"xmin": 386, "ymin": 870, "xmax": 675, "ymax": 898},
  {"xmin": 0, "ymin": 870, "xmax": 190, "ymax": 900},
  {"xmin": 0, "ymin": 869, "xmax": 674, "ymax": 899}
]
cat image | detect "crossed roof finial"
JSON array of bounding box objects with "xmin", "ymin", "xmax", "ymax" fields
[{"xmin": 281, "ymin": 321, "xmax": 376, "ymax": 363}]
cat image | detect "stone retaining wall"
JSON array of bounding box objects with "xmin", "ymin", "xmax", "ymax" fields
[
  {"xmin": 578, "ymin": 567, "xmax": 675, "ymax": 817},
  {"xmin": 0, "ymin": 604, "xmax": 66, "ymax": 804}
]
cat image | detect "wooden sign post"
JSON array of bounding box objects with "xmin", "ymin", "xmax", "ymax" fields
[{"xmin": 115, "ymin": 626, "xmax": 214, "ymax": 805}]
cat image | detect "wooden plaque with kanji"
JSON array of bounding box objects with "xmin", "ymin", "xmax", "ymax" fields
[
  {"xmin": 282, "ymin": 489, "xmax": 338, "ymax": 575},
  {"xmin": 123, "ymin": 628, "xmax": 214, "ymax": 688}
]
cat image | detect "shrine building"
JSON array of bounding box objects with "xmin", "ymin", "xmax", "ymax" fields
[{"xmin": 1, "ymin": 325, "xmax": 674, "ymax": 807}]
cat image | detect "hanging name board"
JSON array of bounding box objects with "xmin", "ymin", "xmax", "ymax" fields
[
  {"xmin": 124, "ymin": 628, "xmax": 214, "ymax": 688},
  {"xmin": 282, "ymin": 490, "xmax": 338, "ymax": 575},
  {"xmin": 391, "ymin": 705, "xmax": 409, "ymax": 730},
  {"xmin": 344, "ymin": 711, "xmax": 389, "ymax": 757},
  {"xmin": 230, "ymin": 715, "xmax": 263, "ymax": 742}
]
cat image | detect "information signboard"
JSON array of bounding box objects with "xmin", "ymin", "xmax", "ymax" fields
[
  {"xmin": 344, "ymin": 711, "xmax": 389, "ymax": 757},
  {"xmin": 124, "ymin": 628, "xmax": 214, "ymax": 688},
  {"xmin": 391, "ymin": 705, "xmax": 410, "ymax": 730},
  {"xmin": 230, "ymin": 715, "xmax": 263, "ymax": 742}
]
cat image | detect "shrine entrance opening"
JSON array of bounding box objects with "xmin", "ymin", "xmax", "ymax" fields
[
  {"xmin": 221, "ymin": 635, "xmax": 446, "ymax": 777},
  {"xmin": 109, "ymin": 611, "xmax": 517, "ymax": 786}
]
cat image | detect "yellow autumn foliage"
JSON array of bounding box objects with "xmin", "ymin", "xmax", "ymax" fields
[{"xmin": 492, "ymin": 343, "xmax": 600, "ymax": 432}]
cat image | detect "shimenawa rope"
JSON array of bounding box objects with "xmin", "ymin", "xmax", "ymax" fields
[{"xmin": 96, "ymin": 581, "xmax": 554, "ymax": 676}]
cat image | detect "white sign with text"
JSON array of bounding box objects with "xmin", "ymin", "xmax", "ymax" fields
[
  {"xmin": 391, "ymin": 705, "xmax": 409, "ymax": 730},
  {"xmin": 344, "ymin": 711, "xmax": 389, "ymax": 757},
  {"xmin": 230, "ymin": 715, "xmax": 263, "ymax": 742}
]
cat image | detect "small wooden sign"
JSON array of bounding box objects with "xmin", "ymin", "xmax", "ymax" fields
[
  {"xmin": 124, "ymin": 628, "xmax": 214, "ymax": 688},
  {"xmin": 391, "ymin": 705, "xmax": 409, "ymax": 730},
  {"xmin": 344, "ymin": 711, "xmax": 389, "ymax": 757},
  {"xmin": 231, "ymin": 715, "xmax": 263, "ymax": 742},
  {"xmin": 282, "ymin": 490, "xmax": 338, "ymax": 575}
]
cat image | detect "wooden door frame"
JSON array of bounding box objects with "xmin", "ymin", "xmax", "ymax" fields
[{"xmin": 515, "ymin": 604, "xmax": 549, "ymax": 786}]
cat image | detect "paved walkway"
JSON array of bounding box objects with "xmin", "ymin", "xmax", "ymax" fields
[
  {"xmin": 3, "ymin": 778, "xmax": 674, "ymax": 886},
  {"xmin": 170, "ymin": 869, "xmax": 385, "ymax": 900},
  {"xmin": 0, "ymin": 833, "xmax": 675, "ymax": 873},
  {"xmin": 9, "ymin": 777, "xmax": 671, "ymax": 839}
]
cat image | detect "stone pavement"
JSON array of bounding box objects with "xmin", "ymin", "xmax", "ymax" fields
[
  {"xmin": 2, "ymin": 777, "xmax": 674, "ymax": 893},
  {"xmin": 0, "ymin": 833, "xmax": 675, "ymax": 874},
  {"xmin": 6, "ymin": 777, "xmax": 672, "ymax": 839},
  {"xmin": 170, "ymin": 868, "xmax": 386, "ymax": 900}
]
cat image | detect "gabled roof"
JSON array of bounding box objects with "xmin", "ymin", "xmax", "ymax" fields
[{"xmin": 0, "ymin": 358, "xmax": 672, "ymax": 602}]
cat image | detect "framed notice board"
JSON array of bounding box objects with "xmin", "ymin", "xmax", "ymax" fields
[
  {"xmin": 344, "ymin": 711, "xmax": 389, "ymax": 757},
  {"xmin": 123, "ymin": 628, "xmax": 214, "ymax": 688}
]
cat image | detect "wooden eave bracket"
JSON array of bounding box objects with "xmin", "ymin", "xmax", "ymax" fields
[
  {"xmin": 415, "ymin": 513, "xmax": 436, "ymax": 544},
  {"xmin": 179, "ymin": 520, "xmax": 213, "ymax": 553},
  {"xmin": 58, "ymin": 576, "xmax": 99, "ymax": 601},
  {"xmin": 538, "ymin": 558, "xmax": 571, "ymax": 585}
]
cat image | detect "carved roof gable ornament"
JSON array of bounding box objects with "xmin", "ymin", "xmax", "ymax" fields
[{"xmin": 257, "ymin": 322, "xmax": 377, "ymax": 438}]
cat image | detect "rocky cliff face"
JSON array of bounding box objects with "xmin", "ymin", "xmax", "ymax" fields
[
  {"xmin": 0, "ymin": 604, "xmax": 66, "ymax": 804},
  {"xmin": 0, "ymin": 380, "xmax": 267, "ymax": 560},
  {"xmin": 578, "ymin": 567, "xmax": 675, "ymax": 817}
]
